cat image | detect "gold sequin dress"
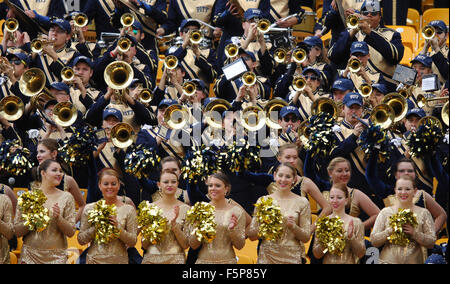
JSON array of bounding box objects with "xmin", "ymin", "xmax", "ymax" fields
[
  {"xmin": 78, "ymin": 202, "xmax": 137, "ymax": 264},
  {"xmin": 0, "ymin": 194, "xmax": 14, "ymax": 264},
  {"xmin": 249, "ymin": 195, "xmax": 311, "ymax": 264},
  {"xmin": 312, "ymin": 216, "xmax": 366, "ymax": 264},
  {"xmin": 142, "ymin": 204, "xmax": 190, "ymax": 264},
  {"xmin": 191, "ymin": 204, "xmax": 246, "ymax": 264},
  {"xmin": 14, "ymin": 191, "xmax": 76, "ymax": 264},
  {"xmin": 370, "ymin": 206, "xmax": 436, "ymax": 264}
]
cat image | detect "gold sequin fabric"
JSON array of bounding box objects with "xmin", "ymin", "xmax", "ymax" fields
[{"xmin": 0, "ymin": 195, "xmax": 13, "ymax": 264}]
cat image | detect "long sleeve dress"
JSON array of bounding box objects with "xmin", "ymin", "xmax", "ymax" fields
[
  {"xmin": 370, "ymin": 206, "xmax": 436, "ymax": 264},
  {"xmin": 14, "ymin": 191, "xmax": 76, "ymax": 264},
  {"xmin": 190, "ymin": 204, "xmax": 246, "ymax": 264},
  {"xmin": 312, "ymin": 216, "xmax": 366, "ymax": 264},
  {"xmin": 142, "ymin": 203, "xmax": 190, "ymax": 264},
  {"xmin": 77, "ymin": 202, "xmax": 137, "ymax": 264},
  {"xmin": 249, "ymin": 195, "xmax": 311, "ymax": 264},
  {"xmin": 0, "ymin": 194, "xmax": 14, "ymax": 264}
]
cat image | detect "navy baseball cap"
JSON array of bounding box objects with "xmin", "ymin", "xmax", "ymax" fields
[
  {"xmin": 361, "ymin": 0, "xmax": 381, "ymax": 12},
  {"xmin": 50, "ymin": 82, "xmax": 70, "ymax": 94},
  {"xmin": 429, "ymin": 20, "xmax": 448, "ymax": 33},
  {"xmin": 50, "ymin": 18, "xmax": 71, "ymax": 33},
  {"xmin": 411, "ymin": 54, "xmax": 432, "ymax": 68},
  {"xmin": 179, "ymin": 19, "xmax": 201, "ymax": 31},
  {"xmin": 6, "ymin": 52, "xmax": 30, "ymax": 66},
  {"xmin": 191, "ymin": 79, "xmax": 208, "ymax": 93},
  {"xmin": 103, "ymin": 108, "xmax": 123, "ymax": 121},
  {"xmin": 43, "ymin": 99, "xmax": 58, "ymax": 110},
  {"xmin": 302, "ymin": 67, "xmax": 321, "ymax": 78},
  {"xmin": 238, "ymin": 48, "xmax": 256, "ymax": 62},
  {"xmin": 406, "ymin": 108, "xmax": 426, "ymax": 119},
  {"xmin": 73, "ymin": 55, "xmax": 93, "ymax": 68},
  {"xmin": 244, "ymin": 8, "xmax": 262, "ymax": 21},
  {"xmin": 203, "ymin": 97, "xmax": 217, "ymax": 108},
  {"xmin": 158, "ymin": 98, "xmax": 177, "ymax": 108},
  {"xmin": 372, "ymin": 83, "xmax": 387, "ymax": 94},
  {"xmin": 303, "ymin": 36, "xmax": 323, "ymax": 49},
  {"xmin": 331, "ymin": 78, "xmax": 354, "ymax": 92},
  {"xmin": 351, "ymin": 41, "xmax": 369, "ymax": 55},
  {"xmin": 279, "ymin": 106, "xmax": 300, "ymax": 118},
  {"xmin": 343, "ymin": 92, "xmax": 363, "ymax": 107},
  {"xmin": 132, "ymin": 21, "xmax": 144, "ymax": 32}
]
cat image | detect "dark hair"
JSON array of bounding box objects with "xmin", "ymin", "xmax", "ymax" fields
[
  {"xmin": 160, "ymin": 156, "xmax": 181, "ymax": 171},
  {"xmin": 208, "ymin": 172, "xmax": 231, "ymax": 194},
  {"xmin": 277, "ymin": 144, "xmax": 298, "ymax": 158},
  {"xmin": 38, "ymin": 138, "xmax": 59, "ymax": 152},
  {"xmin": 38, "ymin": 159, "xmax": 60, "ymax": 182},
  {"xmin": 393, "ymin": 158, "xmax": 417, "ymax": 175}
]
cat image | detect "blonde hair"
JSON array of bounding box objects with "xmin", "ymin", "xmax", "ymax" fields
[
  {"xmin": 396, "ymin": 174, "xmax": 416, "ymax": 189},
  {"xmin": 330, "ymin": 183, "xmax": 349, "ymax": 198},
  {"xmin": 327, "ymin": 157, "xmax": 351, "ymax": 174}
]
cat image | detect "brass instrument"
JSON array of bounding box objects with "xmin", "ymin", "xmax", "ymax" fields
[
  {"xmin": 311, "ymin": 97, "xmax": 339, "ymax": 119},
  {"xmin": 292, "ymin": 48, "xmax": 307, "ymax": 64},
  {"xmin": 104, "ymin": 61, "xmax": 134, "ymax": 90},
  {"xmin": 164, "ymin": 55, "xmax": 178, "ymax": 70},
  {"xmin": 422, "ymin": 25, "xmax": 435, "ymax": 40},
  {"xmin": 292, "ymin": 76, "xmax": 306, "ymax": 92},
  {"xmin": 441, "ymin": 101, "xmax": 449, "ymax": 126},
  {"xmin": 182, "ymin": 81, "xmax": 196, "ymax": 97},
  {"xmin": 73, "ymin": 12, "xmax": 89, "ymax": 28},
  {"xmin": 138, "ymin": 88, "xmax": 152, "ymax": 104},
  {"xmin": 19, "ymin": 68, "xmax": 47, "ymax": 97},
  {"xmin": 398, "ymin": 86, "xmax": 412, "ymax": 99},
  {"xmin": 0, "ymin": 96, "xmax": 24, "ymax": 121},
  {"xmin": 242, "ymin": 71, "xmax": 257, "ymax": 86},
  {"xmin": 163, "ymin": 104, "xmax": 190, "ymax": 130},
  {"xmin": 61, "ymin": 66, "xmax": 75, "ymax": 82},
  {"xmin": 30, "ymin": 91, "xmax": 54, "ymax": 111},
  {"xmin": 346, "ymin": 14, "xmax": 359, "ymax": 29},
  {"xmin": 5, "ymin": 18, "xmax": 18, "ymax": 42},
  {"xmin": 30, "ymin": 38, "xmax": 54, "ymax": 53},
  {"xmin": 417, "ymin": 94, "xmax": 449, "ymax": 108},
  {"xmin": 358, "ymin": 83, "xmax": 372, "ymax": 97},
  {"xmin": 274, "ymin": 48, "xmax": 287, "ymax": 64},
  {"xmin": 257, "ymin": 19, "xmax": 271, "ymax": 33},
  {"xmin": 52, "ymin": 102, "xmax": 78, "ymax": 127},
  {"xmin": 418, "ymin": 115, "xmax": 443, "ymax": 130},
  {"xmin": 297, "ymin": 120, "xmax": 311, "ymax": 146},
  {"xmin": 204, "ymin": 98, "xmax": 232, "ymax": 129},
  {"xmin": 239, "ymin": 105, "xmax": 266, "ymax": 131},
  {"xmin": 121, "ymin": 13, "xmax": 135, "ymax": 27},
  {"xmin": 369, "ymin": 103, "xmax": 395, "ymax": 129},
  {"xmin": 111, "ymin": 122, "xmax": 134, "ymax": 148},
  {"xmin": 348, "ymin": 58, "xmax": 361, "ymax": 73},
  {"xmin": 189, "ymin": 30, "xmax": 203, "ymax": 45},
  {"xmin": 381, "ymin": 92, "xmax": 408, "ymax": 123},
  {"xmin": 264, "ymin": 98, "xmax": 288, "ymax": 129},
  {"xmin": 224, "ymin": 43, "xmax": 238, "ymax": 58},
  {"xmin": 117, "ymin": 37, "xmax": 132, "ymax": 53}
]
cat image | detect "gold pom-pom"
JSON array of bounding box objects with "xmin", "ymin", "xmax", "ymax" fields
[
  {"xmin": 186, "ymin": 202, "xmax": 216, "ymax": 243},
  {"xmin": 254, "ymin": 197, "xmax": 284, "ymax": 241},
  {"xmin": 87, "ymin": 200, "xmax": 121, "ymax": 244},
  {"xmin": 17, "ymin": 190, "xmax": 50, "ymax": 232},
  {"xmin": 137, "ymin": 201, "xmax": 169, "ymax": 245},
  {"xmin": 316, "ymin": 216, "xmax": 346, "ymax": 255},
  {"xmin": 388, "ymin": 208, "xmax": 418, "ymax": 246}
]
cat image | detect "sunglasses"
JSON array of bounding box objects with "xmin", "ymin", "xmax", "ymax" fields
[
  {"xmin": 304, "ymin": 75, "xmax": 320, "ymax": 81},
  {"xmin": 10, "ymin": 59, "xmax": 23, "ymax": 65},
  {"xmin": 283, "ymin": 116, "xmax": 299, "ymax": 123},
  {"xmin": 361, "ymin": 11, "xmax": 380, "ymax": 16}
]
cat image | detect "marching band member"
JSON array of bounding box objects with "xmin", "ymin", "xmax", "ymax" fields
[
  {"xmin": 0, "ymin": 181, "xmax": 14, "ymax": 264},
  {"xmin": 0, "ymin": 52, "xmax": 31, "ymax": 102}
]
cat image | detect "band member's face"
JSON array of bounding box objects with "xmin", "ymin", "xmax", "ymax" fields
[
  {"xmin": 157, "ymin": 107, "xmax": 167, "ymax": 125},
  {"xmin": 304, "ymin": 72, "xmax": 321, "ymax": 91},
  {"xmin": 74, "ymin": 62, "xmax": 93, "ymax": 85},
  {"xmin": 278, "ymin": 148, "xmax": 299, "ymax": 169},
  {"xmin": 36, "ymin": 144, "xmax": 57, "ymax": 165},
  {"xmin": 344, "ymin": 104, "xmax": 363, "ymax": 124},
  {"xmin": 370, "ymin": 89, "xmax": 384, "ymax": 106},
  {"xmin": 404, "ymin": 115, "xmax": 420, "ymax": 133},
  {"xmin": 353, "ymin": 52, "xmax": 370, "ymax": 66},
  {"xmin": 48, "ymin": 26, "xmax": 70, "ymax": 48},
  {"xmin": 10, "ymin": 57, "xmax": 27, "ymax": 78},
  {"xmin": 54, "ymin": 91, "xmax": 71, "ymax": 103},
  {"xmin": 435, "ymin": 29, "xmax": 447, "ymax": 46},
  {"xmin": 328, "ymin": 161, "xmax": 351, "ymax": 185},
  {"xmin": 180, "ymin": 25, "xmax": 200, "ymax": 41},
  {"xmin": 395, "ymin": 162, "xmax": 416, "ymax": 181},
  {"xmin": 279, "ymin": 114, "xmax": 300, "ymax": 133},
  {"xmin": 308, "ymin": 46, "xmax": 322, "ymax": 61},
  {"xmin": 333, "ymin": 90, "xmax": 350, "ymax": 103},
  {"xmin": 102, "ymin": 116, "xmax": 120, "ymax": 137},
  {"xmin": 412, "ymin": 63, "xmax": 432, "ymax": 82},
  {"xmin": 363, "ymin": 11, "xmax": 381, "ymax": 29}
]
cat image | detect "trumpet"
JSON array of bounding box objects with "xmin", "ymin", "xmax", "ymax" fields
[
  {"xmin": 73, "ymin": 12, "xmax": 89, "ymax": 28},
  {"xmin": 189, "ymin": 30, "xmax": 203, "ymax": 45},
  {"xmin": 348, "ymin": 58, "xmax": 361, "ymax": 73},
  {"xmin": 117, "ymin": 37, "xmax": 132, "ymax": 53},
  {"xmin": 61, "ymin": 66, "xmax": 75, "ymax": 82},
  {"xmin": 164, "ymin": 55, "xmax": 178, "ymax": 70},
  {"xmin": 381, "ymin": 92, "xmax": 408, "ymax": 123},
  {"xmin": 239, "ymin": 105, "xmax": 266, "ymax": 131},
  {"xmin": 52, "ymin": 102, "xmax": 78, "ymax": 127},
  {"xmin": 182, "ymin": 81, "xmax": 197, "ymax": 97},
  {"xmin": 292, "ymin": 48, "xmax": 307, "ymax": 64},
  {"xmin": 225, "ymin": 43, "xmax": 238, "ymax": 58},
  {"xmin": 292, "ymin": 76, "xmax": 306, "ymax": 92},
  {"xmin": 138, "ymin": 88, "xmax": 153, "ymax": 104},
  {"xmin": 346, "ymin": 14, "xmax": 359, "ymax": 29},
  {"xmin": 358, "ymin": 83, "xmax": 372, "ymax": 97},
  {"xmin": 5, "ymin": 18, "xmax": 18, "ymax": 42},
  {"xmin": 104, "ymin": 61, "xmax": 134, "ymax": 90},
  {"xmin": 311, "ymin": 97, "xmax": 339, "ymax": 119},
  {"xmin": 417, "ymin": 94, "xmax": 449, "ymax": 108},
  {"xmin": 264, "ymin": 98, "xmax": 288, "ymax": 129},
  {"xmin": 121, "ymin": 13, "xmax": 135, "ymax": 27},
  {"xmin": 204, "ymin": 98, "xmax": 232, "ymax": 129},
  {"xmin": 0, "ymin": 96, "xmax": 24, "ymax": 121},
  {"xmin": 441, "ymin": 101, "xmax": 449, "ymax": 126},
  {"xmin": 242, "ymin": 71, "xmax": 257, "ymax": 86},
  {"xmin": 31, "ymin": 38, "xmax": 54, "ymax": 53},
  {"xmin": 163, "ymin": 104, "xmax": 190, "ymax": 130},
  {"xmin": 422, "ymin": 25, "xmax": 435, "ymax": 40},
  {"xmin": 257, "ymin": 19, "xmax": 271, "ymax": 33},
  {"xmin": 274, "ymin": 48, "xmax": 287, "ymax": 64},
  {"xmin": 369, "ymin": 103, "xmax": 395, "ymax": 129},
  {"xmin": 111, "ymin": 122, "xmax": 134, "ymax": 148}
]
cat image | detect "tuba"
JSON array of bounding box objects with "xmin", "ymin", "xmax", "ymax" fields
[
  {"xmin": 264, "ymin": 98, "xmax": 288, "ymax": 129},
  {"xmin": 311, "ymin": 97, "xmax": 339, "ymax": 119},
  {"xmin": 73, "ymin": 12, "xmax": 89, "ymax": 28},
  {"xmin": 292, "ymin": 48, "xmax": 307, "ymax": 64},
  {"xmin": 0, "ymin": 96, "xmax": 24, "ymax": 121},
  {"xmin": 224, "ymin": 43, "xmax": 238, "ymax": 58},
  {"xmin": 369, "ymin": 103, "xmax": 395, "ymax": 129},
  {"xmin": 348, "ymin": 58, "xmax": 361, "ymax": 73},
  {"xmin": 239, "ymin": 105, "xmax": 266, "ymax": 131},
  {"xmin": 346, "ymin": 14, "xmax": 359, "ymax": 29},
  {"xmin": 164, "ymin": 55, "xmax": 178, "ymax": 70},
  {"xmin": 418, "ymin": 115, "xmax": 443, "ymax": 130},
  {"xmin": 422, "ymin": 25, "xmax": 435, "ymax": 40},
  {"xmin": 121, "ymin": 13, "xmax": 135, "ymax": 27},
  {"xmin": 204, "ymin": 98, "xmax": 232, "ymax": 129},
  {"xmin": 242, "ymin": 71, "xmax": 257, "ymax": 86},
  {"xmin": 163, "ymin": 104, "xmax": 190, "ymax": 129},
  {"xmin": 52, "ymin": 102, "xmax": 78, "ymax": 127},
  {"xmin": 381, "ymin": 92, "xmax": 408, "ymax": 123},
  {"xmin": 111, "ymin": 122, "xmax": 135, "ymax": 148},
  {"xmin": 257, "ymin": 19, "xmax": 271, "ymax": 33}
]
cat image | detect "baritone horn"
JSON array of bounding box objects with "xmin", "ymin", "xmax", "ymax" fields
[
  {"xmin": 164, "ymin": 55, "xmax": 178, "ymax": 70},
  {"xmin": 264, "ymin": 98, "xmax": 288, "ymax": 129},
  {"xmin": 204, "ymin": 98, "xmax": 232, "ymax": 129},
  {"xmin": 292, "ymin": 48, "xmax": 307, "ymax": 64},
  {"xmin": 52, "ymin": 102, "xmax": 78, "ymax": 127},
  {"xmin": 292, "ymin": 76, "xmax": 306, "ymax": 92},
  {"xmin": 163, "ymin": 104, "xmax": 190, "ymax": 129},
  {"xmin": 73, "ymin": 13, "xmax": 89, "ymax": 28},
  {"xmin": 358, "ymin": 83, "xmax": 372, "ymax": 97},
  {"xmin": 422, "ymin": 25, "xmax": 435, "ymax": 40},
  {"xmin": 257, "ymin": 18, "xmax": 271, "ymax": 33},
  {"xmin": 111, "ymin": 122, "xmax": 135, "ymax": 148},
  {"xmin": 0, "ymin": 96, "xmax": 24, "ymax": 121},
  {"xmin": 225, "ymin": 43, "xmax": 238, "ymax": 58},
  {"xmin": 19, "ymin": 68, "xmax": 47, "ymax": 97},
  {"xmin": 121, "ymin": 13, "xmax": 135, "ymax": 27},
  {"xmin": 381, "ymin": 92, "xmax": 408, "ymax": 123},
  {"xmin": 346, "ymin": 14, "xmax": 359, "ymax": 29},
  {"xmin": 348, "ymin": 58, "xmax": 361, "ymax": 73},
  {"xmin": 298, "ymin": 120, "xmax": 311, "ymax": 146},
  {"xmin": 369, "ymin": 103, "xmax": 395, "ymax": 129}
]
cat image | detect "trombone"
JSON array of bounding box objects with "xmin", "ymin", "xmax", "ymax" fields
[
  {"xmin": 422, "ymin": 25, "xmax": 435, "ymax": 40},
  {"xmin": 163, "ymin": 104, "xmax": 190, "ymax": 130},
  {"xmin": 182, "ymin": 81, "xmax": 197, "ymax": 97},
  {"xmin": 52, "ymin": 102, "xmax": 78, "ymax": 127},
  {"xmin": 225, "ymin": 43, "xmax": 238, "ymax": 58},
  {"xmin": 204, "ymin": 98, "xmax": 231, "ymax": 129},
  {"xmin": 292, "ymin": 48, "xmax": 307, "ymax": 64},
  {"xmin": 5, "ymin": 18, "xmax": 18, "ymax": 42},
  {"xmin": 0, "ymin": 96, "xmax": 24, "ymax": 121},
  {"xmin": 263, "ymin": 98, "xmax": 288, "ymax": 129},
  {"xmin": 417, "ymin": 94, "xmax": 449, "ymax": 108},
  {"xmin": 164, "ymin": 55, "xmax": 178, "ymax": 70},
  {"xmin": 257, "ymin": 19, "xmax": 271, "ymax": 33},
  {"xmin": 111, "ymin": 122, "xmax": 135, "ymax": 148},
  {"xmin": 381, "ymin": 92, "xmax": 408, "ymax": 123},
  {"xmin": 292, "ymin": 76, "xmax": 306, "ymax": 92},
  {"xmin": 121, "ymin": 13, "xmax": 135, "ymax": 27},
  {"xmin": 31, "ymin": 38, "xmax": 54, "ymax": 54}
]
